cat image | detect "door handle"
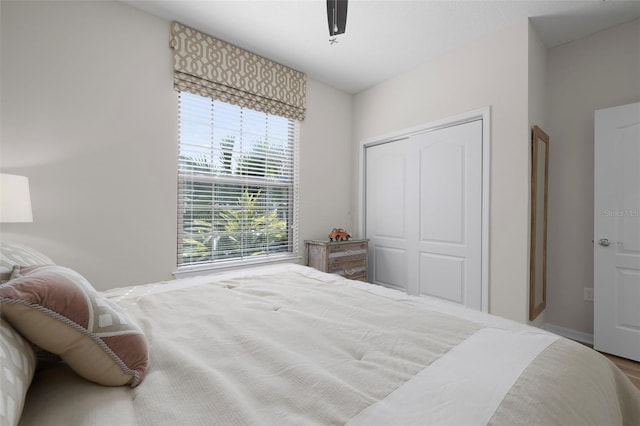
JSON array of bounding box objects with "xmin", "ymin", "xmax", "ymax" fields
[{"xmin": 598, "ymin": 238, "xmax": 611, "ymax": 247}]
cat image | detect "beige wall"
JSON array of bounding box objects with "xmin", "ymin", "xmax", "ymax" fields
[
  {"xmin": 527, "ymin": 22, "xmax": 549, "ymax": 327},
  {"xmin": 352, "ymin": 20, "xmax": 532, "ymax": 322},
  {"xmin": 545, "ymin": 19, "xmax": 640, "ymax": 335},
  {"xmin": 299, "ymin": 79, "xmax": 354, "ymax": 250},
  {"xmin": 0, "ymin": 1, "xmax": 353, "ymax": 290},
  {"xmin": 1, "ymin": 1, "xmax": 178, "ymax": 290}
]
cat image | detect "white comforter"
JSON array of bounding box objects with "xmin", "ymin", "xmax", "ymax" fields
[{"xmin": 20, "ymin": 264, "xmax": 640, "ymax": 425}]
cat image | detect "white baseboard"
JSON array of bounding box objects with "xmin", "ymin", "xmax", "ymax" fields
[{"xmin": 544, "ymin": 323, "xmax": 594, "ymax": 346}]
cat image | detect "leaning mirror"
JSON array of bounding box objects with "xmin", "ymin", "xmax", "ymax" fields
[{"xmin": 530, "ymin": 125, "xmax": 549, "ymax": 321}]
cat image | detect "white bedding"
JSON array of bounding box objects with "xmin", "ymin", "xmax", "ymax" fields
[
  {"xmin": 19, "ymin": 264, "xmax": 640, "ymax": 425},
  {"xmin": 347, "ymin": 328, "xmax": 557, "ymax": 425}
]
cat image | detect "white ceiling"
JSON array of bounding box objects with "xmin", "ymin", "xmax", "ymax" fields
[{"xmin": 123, "ymin": 0, "xmax": 640, "ymax": 94}]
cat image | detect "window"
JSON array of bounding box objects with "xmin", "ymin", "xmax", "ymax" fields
[{"xmin": 177, "ymin": 92, "xmax": 299, "ymax": 270}]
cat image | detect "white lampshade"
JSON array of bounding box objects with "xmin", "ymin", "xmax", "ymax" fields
[{"xmin": 0, "ymin": 173, "xmax": 34, "ymax": 223}]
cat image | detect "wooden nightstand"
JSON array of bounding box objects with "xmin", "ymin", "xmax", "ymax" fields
[{"xmin": 305, "ymin": 239, "xmax": 369, "ymax": 282}]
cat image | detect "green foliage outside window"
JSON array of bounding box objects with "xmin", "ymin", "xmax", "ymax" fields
[{"xmin": 180, "ymin": 137, "xmax": 291, "ymax": 264}]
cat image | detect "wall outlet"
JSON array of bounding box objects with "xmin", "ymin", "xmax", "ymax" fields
[{"xmin": 584, "ymin": 287, "xmax": 594, "ymax": 302}]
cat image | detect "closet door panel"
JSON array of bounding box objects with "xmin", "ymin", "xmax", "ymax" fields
[
  {"xmin": 366, "ymin": 139, "xmax": 410, "ymax": 292},
  {"xmin": 412, "ymin": 121, "xmax": 482, "ymax": 308},
  {"xmin": 419, "ymin": 142, "xmax": 465, "ymax": 244}
]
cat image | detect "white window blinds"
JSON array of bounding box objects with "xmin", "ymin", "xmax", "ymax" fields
[{"xmin": 177, "ymin": 91, "xmax": 299, "ymax": 267}]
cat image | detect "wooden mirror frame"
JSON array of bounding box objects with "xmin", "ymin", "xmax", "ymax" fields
[{"xmin": 530, "ymin": 125, "xmax": 549, "ymax": 321}]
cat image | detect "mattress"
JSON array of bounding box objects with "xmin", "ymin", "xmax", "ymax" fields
[{"xmin": 17, "ymin": 264, "xmax": 640, "ymax": 425}]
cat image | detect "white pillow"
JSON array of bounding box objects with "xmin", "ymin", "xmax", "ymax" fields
[
  {"xmin": 0, "ymin": 242, "xmax": 54, "ymax": 283},
  {"xmin": 0, "ymin": 318, "xmax": 37, "ymax": 426}
]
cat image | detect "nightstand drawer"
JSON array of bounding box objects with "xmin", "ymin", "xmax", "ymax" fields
[
  {"xmin": 327, "ymin": 241, "xmax": 367, "ymax": 254},
  {"xmin": 328, "ymin": 250, "xmax": 366, "ymax": 265},
  {"xmin": 328, "ymin": 255, "xmax": 366, "ymax": 272}
]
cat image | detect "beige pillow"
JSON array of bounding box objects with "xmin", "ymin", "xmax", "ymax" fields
[
  {"xmin": 0, "ymin": 265, "xmax": 148, "ymax": 387},
  {"xmin": 0, "ymin": 318, "xmax": 37, "ymax": 426}
]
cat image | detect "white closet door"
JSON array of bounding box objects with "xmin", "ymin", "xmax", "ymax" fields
[
  {"xmin": 365, "ymin": 136, "xmax": 412, "ymax": 292},
  {"xmin": 365, "ymin": 120, "xmax": 483, "ymax": 310}
]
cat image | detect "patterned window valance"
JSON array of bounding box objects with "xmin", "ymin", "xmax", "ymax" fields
[{"xmin": 170, "ymin": 22, "xmax": 306, "ymax": 121}]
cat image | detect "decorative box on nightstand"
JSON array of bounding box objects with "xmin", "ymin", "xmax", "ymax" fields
[{"xmin": 305, "ymin": 239, "xmax": 369, "ymax": 282}]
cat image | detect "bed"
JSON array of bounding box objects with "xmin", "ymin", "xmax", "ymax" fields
[{"xmin": 1, "ymin": 242, "xmax": 639, "ymax": 426}]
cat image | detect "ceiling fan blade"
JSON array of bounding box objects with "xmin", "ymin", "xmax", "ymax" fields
[{"xmin": 327, "ymin": 0, "xmax": 348, "ymax": 36}]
